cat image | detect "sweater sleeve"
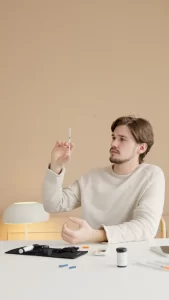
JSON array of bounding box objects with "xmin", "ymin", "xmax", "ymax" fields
[
  {"xmin": 42, "ymin": 168, "xmax": 81, "ymax": 213},
  {"xmin": 102, "ymin": 169, "xmax": 165, "ymax": 243}
]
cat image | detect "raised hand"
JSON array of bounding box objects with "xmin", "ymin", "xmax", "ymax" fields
[{"xmin": 50, "ymin": 140, "xmax": 74, "ymax": 174}]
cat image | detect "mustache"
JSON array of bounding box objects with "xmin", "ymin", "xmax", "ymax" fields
[{"xmin": 110, "ymin": 147, "xmax": 120, "ymax": 154}]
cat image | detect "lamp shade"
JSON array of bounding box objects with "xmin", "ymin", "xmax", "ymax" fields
[{"xmin": 2, "ymin": 202, "xmax": 49, "ymax": 224}]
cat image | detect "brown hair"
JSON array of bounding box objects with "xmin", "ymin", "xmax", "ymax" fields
[{"xmin": 111, "ymin": 115, "xmax": 154, "ymax": 163}]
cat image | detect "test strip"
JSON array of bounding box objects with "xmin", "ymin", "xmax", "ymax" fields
[
  {"xmin": 69, "ymin": 266, "xmax": 76, "ymax": 269},
  {"xmin": 59, "ymin": 264, "xmax": 68, "ymax": 268}
]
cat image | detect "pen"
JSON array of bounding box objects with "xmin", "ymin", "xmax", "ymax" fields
[
  {"xmin": 139, "ymin": 261, "xmax": 169, "ymax": 271},
  {"xmin": 68, "ymin": 128, "xmax": 71, "ymax": 156}
]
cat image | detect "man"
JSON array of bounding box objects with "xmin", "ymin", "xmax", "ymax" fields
[{"xmin": 42, "ymin": 116, "xmax": 165, "ymax": 244}]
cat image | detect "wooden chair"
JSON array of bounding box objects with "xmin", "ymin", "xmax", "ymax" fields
[{"xmin": 156, "ymin": 217, "xmax": 167, "ymax": 238}]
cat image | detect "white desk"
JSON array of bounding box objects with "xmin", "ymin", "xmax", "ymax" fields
[{"xmin": 0, "ymin": 239, "xmax": 169, "ymax": 300}]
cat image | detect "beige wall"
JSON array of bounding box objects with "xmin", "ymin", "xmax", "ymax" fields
[{"xmin": 0, "ymin": 1, "xmax": 169, "ymax": 221}]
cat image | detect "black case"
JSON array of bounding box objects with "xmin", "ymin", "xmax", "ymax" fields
[{"xmin": 5, "ymin": 244, "xmax": 88, "ymax": 259}]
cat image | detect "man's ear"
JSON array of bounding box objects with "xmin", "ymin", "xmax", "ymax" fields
[{"xmin": 139, "ymin": 143, "xmax": 148, "ymax": 154}]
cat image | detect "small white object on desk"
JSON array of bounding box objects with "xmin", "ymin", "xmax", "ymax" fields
[
  {"xmin": 19, "ymin": 245, "xmax": 34, "ymax": 254},
  {"xmin": 116, "ymin": 247, "xmax": 128, "ymax": 267},
  {"xmin": 94, "ymin": 248, "xmax": 108, "ymax": 256}
]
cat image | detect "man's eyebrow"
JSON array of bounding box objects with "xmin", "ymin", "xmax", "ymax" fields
[{"xmin": 111, "ymin": 134, "xmax": 128, "ymax": 139}]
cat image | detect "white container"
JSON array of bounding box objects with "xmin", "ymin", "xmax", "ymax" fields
[
  {"xmin": 116, "ymin": 247, "xmax": 127, "ymax": 267},
  {"xmin": 19, "ymin": 245, "xmax": 34, "ymax": 254}
]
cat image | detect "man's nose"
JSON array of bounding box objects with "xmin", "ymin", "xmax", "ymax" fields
[{"xmin": 111, "ymin": 139, "xmax": 119, "ymax": 148}]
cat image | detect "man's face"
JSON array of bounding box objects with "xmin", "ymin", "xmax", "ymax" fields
[{"xmin": 109, "ymin": 125, "xmax": 143, "ymax": 164}]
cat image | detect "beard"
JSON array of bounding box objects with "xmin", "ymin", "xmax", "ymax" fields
[
  {"xmin": 109, "ymin": 156, "xmax": 132, "ymax": 164},
  {"xmin": 109, "ymin": 146, "xmax": 137, "ymax": 165}
]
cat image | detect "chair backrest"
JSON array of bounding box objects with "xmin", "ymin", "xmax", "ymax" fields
[{"xmin": 155, "ymin": 217, "xmax": 167, "ymax": 238}]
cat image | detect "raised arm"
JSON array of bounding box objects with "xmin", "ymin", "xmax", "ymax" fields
[{"xmin": 42, "ymin": 140, "xmax": 81, "ymax": 213}]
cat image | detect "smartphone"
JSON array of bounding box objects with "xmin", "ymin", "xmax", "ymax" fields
[
  {"xmin": 94, "ymin": 249, "xmax": 108, "ymax": 256},
  {"xmin": 150, "ymin": 246, "xmax": 169, "ymax": 257}
]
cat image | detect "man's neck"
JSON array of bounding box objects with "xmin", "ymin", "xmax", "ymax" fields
[{"xmin": 113, "ymin": 161, "xmax": 141, "ymax": 175}]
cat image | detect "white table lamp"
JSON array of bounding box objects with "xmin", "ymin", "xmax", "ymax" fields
[{"xmin": 2, "ymin": 202, "xmax": 49, "ymax": 240}]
